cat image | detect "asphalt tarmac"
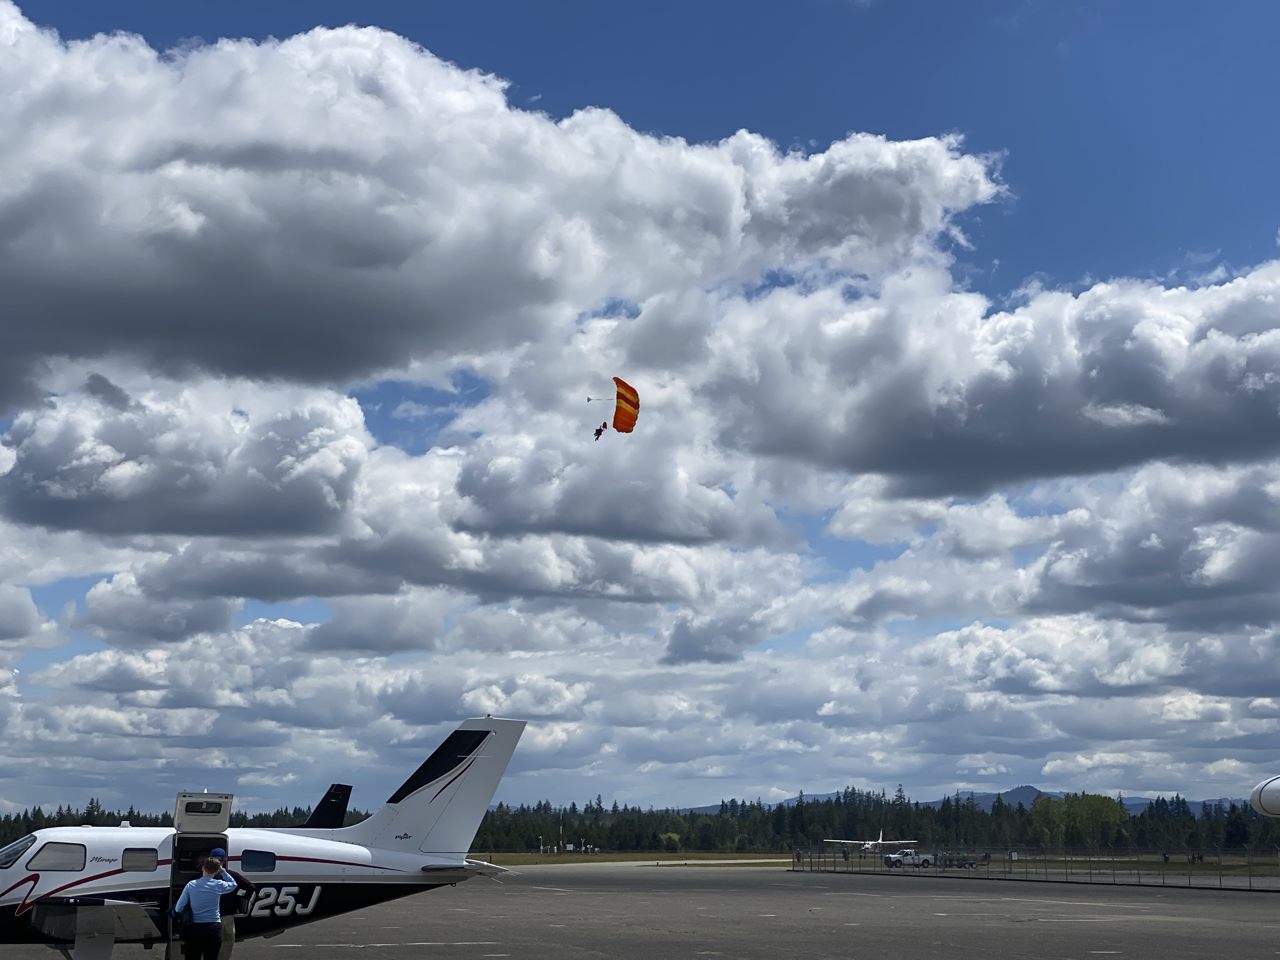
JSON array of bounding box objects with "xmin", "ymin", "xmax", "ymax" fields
[{"xmin": 17, "ymin": 863, "xmax": 1280, "ymax": 959}]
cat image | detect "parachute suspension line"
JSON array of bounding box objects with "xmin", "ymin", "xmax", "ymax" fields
[{"xmin": 586, "ymin": 397, "xmax": 617, "ymax": 403}]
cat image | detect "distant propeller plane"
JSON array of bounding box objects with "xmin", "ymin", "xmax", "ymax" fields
[{"xmin": 822, "ymin": 829, "xmax": 918, "ymax": 853}]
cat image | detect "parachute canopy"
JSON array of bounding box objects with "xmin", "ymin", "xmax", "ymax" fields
[{"xmin": 611, "ymin": 377, "xmax": 639, "ymax": 433}]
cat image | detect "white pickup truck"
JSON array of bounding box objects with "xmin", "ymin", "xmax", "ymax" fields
[{"xmin": 883, "ymin": 848, "xmax": 933, "ymax": 868}]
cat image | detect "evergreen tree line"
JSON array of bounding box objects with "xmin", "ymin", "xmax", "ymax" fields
[
  {"xmin": 472, "ymin": 788, "xmax": 1280, "ymax": 855},
  {"xmin": 0, "ymin": 800, "xmax": 369, "ymax": 848},
  {"xmin": 3, "ymin": 787, "xmax": 1273, "ymax": 856}
]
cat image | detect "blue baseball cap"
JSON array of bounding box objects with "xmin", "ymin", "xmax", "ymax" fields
[{"xmin": 209, "ymin": 847, "xmax": 227, "ymax": 859}]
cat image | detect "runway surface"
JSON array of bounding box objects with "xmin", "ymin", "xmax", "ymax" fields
[{"xmin": 16, "ymin": 863, "xmax": 1280, "ymax": 958}]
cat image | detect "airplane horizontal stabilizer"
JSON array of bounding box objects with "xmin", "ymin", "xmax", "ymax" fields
[{"xmin": 418, "ymin": 859, "xmax": 510, "ymax": 883}]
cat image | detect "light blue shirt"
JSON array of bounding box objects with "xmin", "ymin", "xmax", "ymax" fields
[{"xmin": 175, "ymin": 873, "xmax": 237, "ymax": 923}]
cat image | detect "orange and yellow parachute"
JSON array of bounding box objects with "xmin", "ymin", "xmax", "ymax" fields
[{"xmin": 611, "ymin": 377, "xmax": 639, "ymax": 433}]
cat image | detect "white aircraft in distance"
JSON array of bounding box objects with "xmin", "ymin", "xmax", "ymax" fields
[
  {"xmin": 0, "ymin": 717, "xmax": 524, "ymax": 960},
  {"xmin": 823, "ymin": 829, "xmax": 918, "ymax": 854},
  {"xmin": 1251, "ymin": 777, "xmax": 1280, "ymax": 818}
]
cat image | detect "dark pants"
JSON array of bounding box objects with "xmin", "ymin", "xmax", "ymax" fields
[{"xmin": 184, "ymin": 921, "xmax": 223, "ymax": 960}]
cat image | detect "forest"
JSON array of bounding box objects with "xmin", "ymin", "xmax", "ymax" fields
[
  {"xmin": 471, "ymin": 787, "xmax": 1280, "ymax": 855},
  {"xmin": 2, "ymin": 786, "xmax": 1275, "ymax": 854}
]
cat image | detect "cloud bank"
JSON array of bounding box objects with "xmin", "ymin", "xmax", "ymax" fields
[{"xmin": 0, "ymin": 2, "xmax": 1276, "ymax": 813}]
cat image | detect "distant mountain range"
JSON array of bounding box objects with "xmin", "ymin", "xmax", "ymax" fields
[{"xmin": 681, "ymin": 785, "xmax": 1247, "ymax": 817}]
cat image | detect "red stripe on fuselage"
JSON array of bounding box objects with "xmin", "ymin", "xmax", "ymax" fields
[
  {"xmin": 3, "ymin": 852, "xmax": 424, "ymax": 916},
  {"xmin": 228, "ymin": 854, "xmax": 408, "ymax": 873},
  {"xmin": 0, "ymin": 875, "xmax": 36, "ymax": 902},
  {"xmin": 432, "ymin": 756, "xmax": 476, "ymax": 801},
  {"xmin": 4, "ymin": 859, "xmax": 173, "ymax": 915}
]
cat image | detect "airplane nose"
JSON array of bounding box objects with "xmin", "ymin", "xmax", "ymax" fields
[{"xmin": 1250, "ymin": 777, "xmax": 1280, "ymax": 818}]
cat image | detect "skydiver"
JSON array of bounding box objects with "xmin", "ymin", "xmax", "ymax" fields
[{"xmin": 594, "ymin": 421, "xmax": 607, "ymax": 441}]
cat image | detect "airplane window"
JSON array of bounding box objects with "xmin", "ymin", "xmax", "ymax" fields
[
  {"xmin": 240, "ymin": 849, "xmax": 276, "ymax": 873},
  {"xmin": 27, "ymin": 842, "xmax": 87, "ymax": 871},
  {"xmin": 122, "ymin": 848, "xmax": 159, "ymax": 872},
  {"xmin": 0, "ymin": 835, "xmax": 36, "ymax": 869},
  {"xmin": 184, "ymin": 801, "xmax": 224, "ymax": 815}
]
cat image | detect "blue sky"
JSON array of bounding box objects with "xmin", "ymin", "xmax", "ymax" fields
[
  {"xmin": 22, "ymin": 0, "xmax": 1279, "ymax": 292},
  {"xmin": 0, "ymin": 0, "xmax": 1277, "ymax": 814}
]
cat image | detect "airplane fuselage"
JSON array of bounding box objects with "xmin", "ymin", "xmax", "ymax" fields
[
  {"xmin": 1, "ymin": 716, "xmax": 524, "ymax": 955},
  {"xmin": 1, "ymin": 823, "xmax": 481, "ymax": 946}
]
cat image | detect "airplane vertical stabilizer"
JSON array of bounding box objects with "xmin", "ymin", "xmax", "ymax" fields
[{"xmin": 336, "ymin": 717, "xmax": 525, "ymax": 856}]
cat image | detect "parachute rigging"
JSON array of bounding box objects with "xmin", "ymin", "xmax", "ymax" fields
[{"xmin": 587, "ymin": 377, "xmax": 639, "ymax": 438}]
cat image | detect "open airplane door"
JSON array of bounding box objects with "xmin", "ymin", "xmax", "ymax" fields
[
  {"xmin": 169, "ymin": 793, "xmax": 235, "ymax": 957},
  {"xmin": 173, "ymin": 793, "xmax": 234, "ymax": 835}
]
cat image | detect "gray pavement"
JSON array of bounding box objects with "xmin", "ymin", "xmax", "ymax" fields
[{"xmin": 15, "ymin": 863, "xmax": 1280, "ymax": 958}]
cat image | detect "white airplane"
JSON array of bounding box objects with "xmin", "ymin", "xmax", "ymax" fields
[
  {"xmin": 1250, "ymin": 777, "xmax": 1280, "ymax": 818},
  {"xmin": 823, "ymin": 829, "xmax": 918, "ymax": 853},
  {"xmin": 0, "ymin": 716, "xmax": 524, "ymax": 959}
]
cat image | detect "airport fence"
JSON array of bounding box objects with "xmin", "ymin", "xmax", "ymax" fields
[{"xmin": 791, "ymin": 843, "xmax": 1280, "ymax": 892}]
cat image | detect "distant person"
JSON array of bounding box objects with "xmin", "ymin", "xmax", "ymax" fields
[
  {"xmin": 594, "ymin": 421, "xmax": 607, "ymax": 441},
  {"xmin": 174, "ymin": 856, "xmax": 238, "ymax": 960},
  {"xmin": 209, "ymin": 846, "xmax": 256, "ymax": 960}
]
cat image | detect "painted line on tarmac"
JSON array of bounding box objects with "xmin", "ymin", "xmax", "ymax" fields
[
  {"xmin": 820, "ymin": 891, "xmax": 882, "ymax": 897},
  {"xmin": 919, "ymin": 896, "xmax": 1152, "ymax": 909},
  {"xmin": 271, "ymin": 942, "xmax": 502, "ymax": 948},
  {"xmin": 998, "ymin": 897, "xmax": 1152, "ymax": 909},
  {"xmin": 1034, "ymin": 916, "xmax": 1191, "ymax": 923},
  {"xmin": 1034, "ymin": 919, "xmax": 1126, "ymax": 923}
]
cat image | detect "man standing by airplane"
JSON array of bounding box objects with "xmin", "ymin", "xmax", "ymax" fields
[
  {"xmin": 174, "ymin": 857, "xmax": 239, "ymax": 960},
  {"xmin": 208, "ymin": 846, "xmax": 256, "ymax": 960}
]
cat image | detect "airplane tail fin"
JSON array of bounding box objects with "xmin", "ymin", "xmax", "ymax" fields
[
  {"xmin": 302, "ymin": 784, "xmax": 352, "ymax": 829},
  {"xmin": 337, "ymin": 717, "xmax": 525, "ymax": 857}
]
